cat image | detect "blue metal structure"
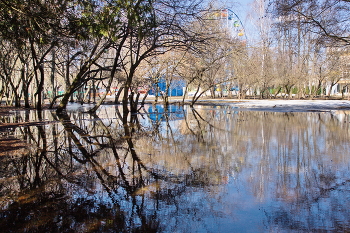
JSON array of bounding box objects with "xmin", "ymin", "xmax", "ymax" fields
[{"xmin": 149, "ymin": 78, "xmax": 186, "ymax": 97}]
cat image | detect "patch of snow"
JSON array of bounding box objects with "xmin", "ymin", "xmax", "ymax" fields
[{"xmin": 229, "ymin": 99, "xmax": 350, "ymax": 112}]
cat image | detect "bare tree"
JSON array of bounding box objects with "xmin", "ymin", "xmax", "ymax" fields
[{"xmin": 270, "ymin": 0, "xmax": 350, "ymax": 46}]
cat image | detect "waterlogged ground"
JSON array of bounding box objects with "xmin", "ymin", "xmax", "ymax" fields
[{"xmin": 1, "ymin": 102, "xmax": 350, "ymax": 232}]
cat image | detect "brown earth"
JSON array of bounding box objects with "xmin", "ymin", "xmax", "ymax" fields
[
  {"xmin": 0, "ymin": 138, "xmax": 30, "ymax": 156},
  {"xmin": 0, "ymin": 106, "xmax": 32, "ymax": 131},
  {"xmin": 0, "ymin": 106, "xmax": 23, "ymax": 115},
  {"xmin": 0, "ymin": 106, "xmax": 32, "ymax": 156}
]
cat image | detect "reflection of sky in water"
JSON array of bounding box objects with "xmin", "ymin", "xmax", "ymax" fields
[{"xmin": 1, "ymin": 105, "xmax": 350, "ymax": 232}]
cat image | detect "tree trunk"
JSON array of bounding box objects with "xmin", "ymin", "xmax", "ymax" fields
[
  {"xmin": 129, "ymin": 92, "xmax": 140, "ymax": 113},
  {"xmin": 88, "ymin": 77, "xmax": 114, "ymax": 113},
  {"xmin": 114, "ymin": 86, "xmax": 124, "ymax": 104},
  {"xmin": 140, "ymin": 91, "xmax": 148, "ymax": 107},
  {"xmin": 21, "ymin": 68, "xmax": 31, "ymax": 108},
  {"xmin": 190, "ymin": 85, "xmax": 201, "ymax": 107},
  {"xmin": 122, "ymin": 85, "xmax": 130, "ymax": 115},
  {"xmin": 49, "ymin": 94, "xmax": 64, "ymax": 109},
  {"xmin": 35, "ymin": 64, "xmax": 45, "ymax": 110},
  {"xmin": 56, "ymin": 74, "xmax": 83, "ymax": 114}
]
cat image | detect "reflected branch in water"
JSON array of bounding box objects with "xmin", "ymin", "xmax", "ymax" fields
[
  {"xmin": 192, "ymin": 107, "xmax": 227, "ymax": 132},
  {"xmin": 54, "ymin": 113, "xmax": 131, "ymax": 209},
  {"xmin": 32, "ymin": 125, "xmax": 47, "ymax": 188},
  {"xmin": 89, "ymin": 112, "xmax": 134, "ymax": 190}
]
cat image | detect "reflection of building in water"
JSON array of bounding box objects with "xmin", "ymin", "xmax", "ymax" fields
[{"xmin": 147, "ymin": 104, "xmax": 185, "ymax": 122}]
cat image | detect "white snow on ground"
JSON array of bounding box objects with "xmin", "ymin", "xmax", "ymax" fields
[
  {"xmin": 232, "ymin": 99, "xmax": 350, "ymax": 109},
  {"xmin": 196, "ymin": 99, "xmax": 350, "ymax": 112},
  {"xmin": 64, "ymin": 98, "xmax": 350, "ymax": 112}
]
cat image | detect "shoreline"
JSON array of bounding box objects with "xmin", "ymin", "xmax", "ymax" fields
[
  {"xmin": 1, "ymin": 99, "xmax": 350, "ymax": 153},
  {"xmin": 1, "ymin": 98, "xmax": 350, "ymax": 114}
]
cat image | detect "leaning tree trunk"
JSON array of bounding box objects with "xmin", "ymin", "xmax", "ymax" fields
[
  {"xmin": 88, "ymin": 77, "xmax": 114, "ymax": 113},
  {"xmin": 140, "ymin": 91, "xmax": 149, "ymax": 107},
  {"xmin": 56, "ymin": 72, "xmax": 85, "ymax": 114},
  {"xmin": 114, "ymin": 86, "xmax": 124, "ymax": 104}
]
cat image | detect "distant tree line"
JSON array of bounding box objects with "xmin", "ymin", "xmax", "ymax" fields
[{"xmin": 243, "ymin": 0, "xmax": 350, "ymax": 99}]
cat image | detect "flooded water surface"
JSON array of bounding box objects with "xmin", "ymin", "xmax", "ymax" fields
[{"xmin": 1, "ymin": 104, "xmax": 350, "ymax": 232}]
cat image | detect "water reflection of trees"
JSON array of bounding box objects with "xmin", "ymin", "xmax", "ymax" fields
[
  {"xmin": 0, "ymin": 105, "xmax": 234, "ymax": 232},
  {"xmin": 1, "ymin": 106, "xmax": 350, "ymax": 232},
  {"xmin": 1, "ymin": 109, "xmax": 156, "ymax": 232},
  {"xmin": 230, "ymin": 111, "xmax": 350, "ymax": 232}
]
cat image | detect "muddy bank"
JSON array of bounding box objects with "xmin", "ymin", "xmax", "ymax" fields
[{"xmin": 0, "ymin": 106, "xmax": 34, "ymax": 155}]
